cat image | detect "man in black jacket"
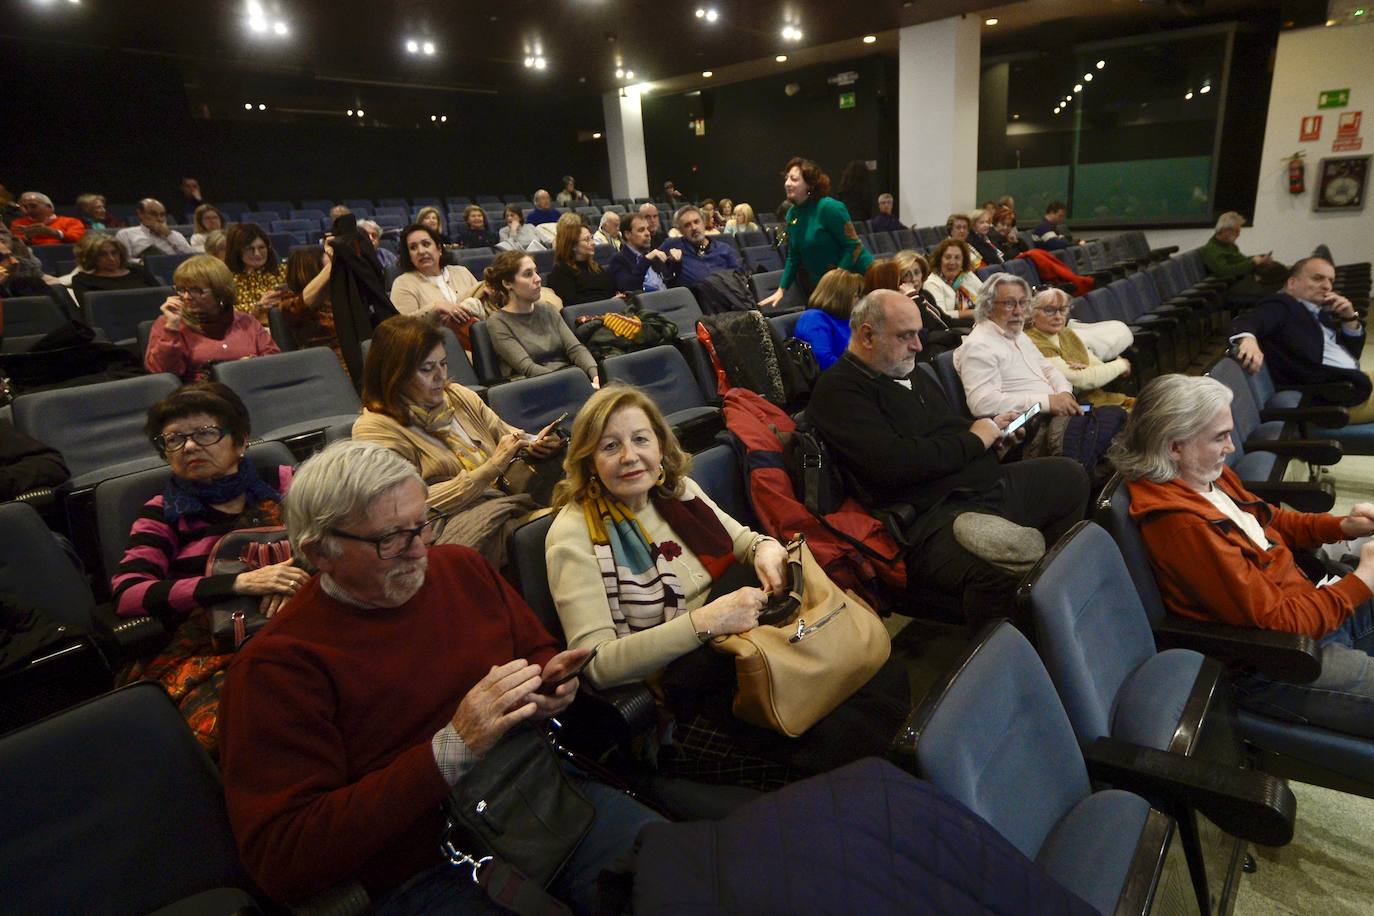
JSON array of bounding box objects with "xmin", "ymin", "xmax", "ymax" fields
[
  {"xmin": 1231, "ymin": 257, "xmax": 1371, "ymax": 421},
  {"xmin": 808, "ymin": 290, "xmax": 1088, "ymax": 625}
]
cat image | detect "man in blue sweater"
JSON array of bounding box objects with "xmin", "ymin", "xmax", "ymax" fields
[{"xmin": 659, "ymin": 205, "xmax": 742, "ymax": 289}]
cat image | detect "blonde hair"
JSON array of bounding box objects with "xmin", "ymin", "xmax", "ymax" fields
[
  {"xmin": 892, "ymin": 249, "xmax": 930, "ymax": 286},
  {"xmin": 172, "ymin": 255, "xmax": 237, "ymax": 310},
  {"xmin": 553, "ymin": 385, "xmax": 691, "ymax": 510},
  {"xmin": 731, "ymin": 203, "xmax": 757, "ymax": 230},
  {"xmin": 416, "ymin": 206, "xmax": 445, "ymax": 233},
  {"xmin": 808, "ymin": 268, "xmax": 864, "ymax": 319}
]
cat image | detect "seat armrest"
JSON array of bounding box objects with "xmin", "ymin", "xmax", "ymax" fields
[
  {"xmin": 1259, "ymin": 405, "xmax": 1350, "ymax": 429},
  {"xmin": 1242, "ymin": 436, "xmax": 1343, "ymax": 466},
  {"xmin": 1283, "ymin": 380, "xmax": 1360, "ymax": 405},
  {"xmin": 1153, "ymin": 614, "xmax": 1322, "ymax": 683},
  {"xmin": 1150, "ymin": 246, "xmax": 1180, "ymax": 258},
  {"xmin": 576, "ymin": 682, "xmax": 658, "ymax": 735},
  {"xmin": 1244, "ymin": 478, "xmax": 1336, "ymax": 513},
  {"xmin": 93, "ymin": 607, "xmax": 171, "ymax": 660},
  {"xmin": 1085, "ymin": 736, "xmax": 1296, "ymax": 848}
]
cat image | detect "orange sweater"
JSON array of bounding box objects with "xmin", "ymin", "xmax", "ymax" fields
[
  {"xmin": 9, "ymin": 215, "xmax": 86, "ymax": 245},
  {"xmin": 1128, "ymin": 466, "xmax": 1368, "ymax": 639}
]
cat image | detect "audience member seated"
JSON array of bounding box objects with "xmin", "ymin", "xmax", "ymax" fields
[
  {"xmin": 547, "ymin": 385, "xmax": 910, "ymax": 789},
  {"xmin": 76, "ymin": 193, "xmax": 124, "ymax": 230},
  {"xmin": 0, "ymin": 237, "xmax": 49, "ymax": 298},
  {"xmin": 699, "ymin": 199, "xmax": 724, "ymax": 232},
  {"xmin": 357, "ymin": 219, "xmax": 398, "ymax": 273},
  {"xmin": 146, "ymin": 255, "xmax": 279, "ymax": 381},
  {"xmin": 944, "ymin": 211, "xmax": 981, "ymax": 269},
  {"xmin": 1232, "ymin": 255, "xmax": 1372, "ymax": 422},
  {"xmin": 527, "ymin": 188, "xmax": 562, "ymax": 226},
  {"xmin": 202, "ymin": 229, "xmax": 228, "ymax": 262},
  {"xmin": 497, "ymin": 203, "xmax": 541, "ymax": 251},
  {"xmin": 389, "ymin": 223, "xmax": 481, "ymax": 332},
  {"xmin": 923, "ymin": 238, "xmax": 982, "ymax": 320},
  {"xmin": 967, "ymin": 208, "xmax": 1006, "ymax": 267},
  {"xmin": 549, "ymin": 219, "xmax": 618, "ymax": 305},
  {"xmin": 869, "ymin": 193, "xmax": 905, "ymax": 233},
  {"xmin": 1203, "ymin": 211, "xmax": 1287, "ymax": 296},
  {"xmin": 415, "ymin": 206, "xmax": 451, "ymax": 246},
  {"xmin": 0, "ymin": 419, "xmax": 68, "ymax": 501},
  {"xmin": 221, "ymin": 439, "xmax": 658, "ymax": 908},
  {"xmin": 172, "ymin": 177, "xmax": 204, "ymax": 223},
  {"xmin": 609, "ymin": 212, "xmax": 674, "ymax": 294},
  {"xmin": 796, "ymin": 268, "xmax": 864, "ymax": 370},
  {"xmin": 1113, "ymin": 374, "xmax": 1374, "ymax": 739},
  {"xmin": 867, "ymin": 254, "xmax": 967, "ymax": 359},
  {"xmin": 990, "ymin": 206, "xmax": 1030, "ymax": 260},
  {"xmin": 759, "ymin": 157, "xmax": 871, "ymax": 308},
  {"xmin": 224, "ymin": 223, "xmax": 288, "ymax": 323},
  {"xmin": 10, "ymin": 191, "xmax": 86, "ymax": 246},
  {"xmin": 555, "ymin": 174, "xmax": 589, "ymax": 207},
  {"xmin": 188, "ymin": 204, "xmax": 226, "ymax": 252},
  {"xmin": 809, "ymin": 289, "xmax": 1089, "ymax": 627},
  {"xmin": 1026, "ymin": 287, "xmax": 1133, "ymax": 410},
  {"xmin": 484, "ymin": 251, "xmax": 599, "ymax": 384},
  {"xmin": 659, "ymin": 205, "xmax": 741, "ymax": 291},
  {"xmin": 452, "ymin": 204, "xmax": 499, "ymax": 249},
  {"xmin": 278, "ymin": 246, "xmax": 343, "ymax": 370},
  {"xmin": 724, "ymin": 202, "xmax": 759, "ymax": 234},
  {"xmin": 353, "ymin": 315, "xmax": 564, "ymax": 567},
  {"xmin": 717, "ymin": 198, "xmax": 735, "ymax": 225},
  {"xmin": 639, "ymin": 202, "xmax": 668, "ymax": 248},
  {"xmin": 70, "ymin": 231, "xmax": 160, "ymax": 307},
  {"xmin": 112, "ymin": 381, "xmax": 304, "ymax": 754},
  {"xmin": 663, "ymin": 179, "xmax": 684, "ymax": 206},
  {"xmin": 116, "ymin": 198, "xmax": 194, "ymax": 259},
  {"xmin": 329, "ymin": 203, "xmax": 352, "ymax": 223},
  {"xmin": 1032, "ymin": 201, "xmax": 1075, "ymax": 250},
  {"xmin": 593, "ymin": 210, "xmax": 621, "ymax": 249}
]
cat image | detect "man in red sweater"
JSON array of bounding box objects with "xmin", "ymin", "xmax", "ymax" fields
[
  {"xmin": 9, "ymin": 191, "xmax": 85, "ymax": 246},
  {"xmin": 220, "ymin": 440, "xmax": 659, "ymax": 910},
  {"xmin": 1115, "ymin": 374, "xmax": 1374, "ymax": 739}
]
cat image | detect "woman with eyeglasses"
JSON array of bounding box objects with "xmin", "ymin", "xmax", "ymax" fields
[
  {"xmin": 351, "ymin": 314, "xmax": 565, "ymax": 568},
  {"xmin": 144, "ymin": 254, "xmax": 278, "ymax": 381},
  {"xmin": 225, "ymin": 223, "xmax": 289, "ymax": 322},
  {"xmin": 111, "ymin": 381, "xmax": 307, "ymax": 754},
  {"xmin": 1025, "ymin": 286, "xmax": 1133, "ymax": 409}
]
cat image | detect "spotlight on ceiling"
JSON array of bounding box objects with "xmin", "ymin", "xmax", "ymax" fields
[
  {"xmin": 1083, "ymin": 73, "xmax": 1093, "ymax": 81},
  {"xmin": 534, "ymin": 57, "xmax": 547, "ymax": 70},
  {"xmin": 984, "ymin": 18, "xmax": 998, "ymax": 25},
  {"xmin": 422, "ymin": 41, "xmax": 435, "ymax": 55},
  {"xmin": 780, "ymin": 24, "xmax": 802, "ymax": 41},
  {"xmin": 244, "ymin": 103, "xmax": 253, "ymax": 110},
  {"xmin": 615, "ymin": 68, "xmax": 624, "ymax": 77},
  {"xmin": 1096, "ymin": 60, "xmax": 1105, "ymax": 69},
  {"xmin": 406, "ymin": 39, "xmax": 419, "ymax": 53},
  {"xmin": 775, "ymin": 54, "xmax": 788, "ymax": 63},
  {"xmin": 440, "ymin": 115, "xmax": 447, "ymax": 122},
  {"xmin": 862, "ymin": 35, "xmax": 876, "ymax": 44},
  {"xmin": 1185, "ymin": 90, "xmax": 1194, "ymax": 100},
  {"xmin": 702, "ymin": 70, "xmax": 713, "ymax": 77},
  {"xmin": 625, "ymin": 69, "xmax": 635, "ymax": 79},
  {"xmin": 258, "ymin": 103, "xmax": 266, "ymax": 110},
  {"xmin": 356, "ymin": 109, "xmax": 365, "ymax": 116},
  {"xmin": 1199, "ymin": 84, "xmax": 1211, "ymax": 94},
  {"xmin": 593, "ymin": 131, "xmax": 603, "ymax": 139},
  {"xmin": 272, "ymin": 20, "xmax": 287, "ymax": 36},
  {"xmin": 1073, "ymin": 84, "xmax": 1083, "ymax": 92}
]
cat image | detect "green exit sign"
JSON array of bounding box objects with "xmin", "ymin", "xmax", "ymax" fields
[
  {"xmin": 838, "ymin": 92, "xmax": 856, "ymax": 110},
  {"xmin": 1319, "ymin": 88, "xmax": 1350, "ymax": 109}
]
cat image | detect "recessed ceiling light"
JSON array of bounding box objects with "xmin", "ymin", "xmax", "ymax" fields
[
  {"xmin": 706, "ymin": 9, "xmax": 718, "ymax": 21},
  {"xmin": 862, "ymin": 35, "xmax": 876, "ymax": 44},
  {"xmin": 781, "ymin": 24, "xmax": 802, "ymax": 41},
  {"xmin": 422, "ymin": 41, "xmax": 435, "ymax": 55},
  {"xmin": 593, "ymin": 131, "xmax": 602, "ymax": 139},
  {"xmin": 440, "ymin": 115, "xmax": 447, "ymax": 122},
  {"xmin": 272, "ymin": 20, "xmax": 287, "ymax": 36},
  {"xmin": 702, "ymin": 70, "xmax": 713, "ymax": 77},
  {"xmin": 430, "ymin": 115, "xmax": 437, "ymax": 122},
  {"xmin": 347, "ymin": 108, "xmax": 354, "ymax": 116},
  {"xmin": 695, "ymin": 8, "xmax": 705, "ymax": 17},
  {"xmin": 1096, "ymin": 60, "xmax": 1105, "ymax": 69},
  {"xmin": 1012, "ymin": 113, "xmax": 1020, "ymax": 119},
  {"xmin": 1083, "ymin": 73, "xmax": 1093, "ymax": 81},
  {"xmin": 775, "ymin": 54, "xmax": 788, "ymax": 63},
  {"xmin": 406, "ymin": 39, "xmax": 419, "ymax": 53},
  {"xmin": 244, "ymin": 103, "xmax": 253, "ymax": 110},
  {"xmin": 984, "ymin": 18, "xmax": 998, "ymax": 25},
  {"xmin": 615, "ymin": 68, "xmax": 624, "ymax": 77},
  {"xmin": 356, "ymin": 109, "xmax": 365, "ymax": 116},
  {"xmin": 625, "ymin": 69, "xmax": 635, "ymax": 79},
  {"xmin": 534, "ymin": 57, "xmax": 547, "ymax": 70},
  {"xmin": 1073, "ymin": 83, "xmax": 1083, "ymax": 92},
  {"xmin": 258, "ymin": 103, "xmax": 266, "ymax": 110},
  {"xmin": 1199, "ymin": 84, "xmax": 1211, "ymax": 94}
]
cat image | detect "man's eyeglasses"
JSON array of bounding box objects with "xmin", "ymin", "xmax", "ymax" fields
[
  {"xmin": 174, "ymin": 286, "xmax": 212, "ymax": 298},
  {"xmin": 330, "ymin": 509, "xmax": 448, "ymax": 560},
  {"xmin": 995, "ymin": 298, "xmax": 1030, "ymax": 311},
  {"xmin": 155, "ymin": 425, "xmax": 227, "ymax": 452}
]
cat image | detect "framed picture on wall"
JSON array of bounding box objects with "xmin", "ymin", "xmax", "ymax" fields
[{"xmin": 1314, "ymin": 155, "xmax": 1369, "ymax": 212}]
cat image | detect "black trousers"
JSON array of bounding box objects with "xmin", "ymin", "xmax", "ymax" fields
[{"xmin": 907, "ymin": 457, "xmax": 1089, "ymax": 631}]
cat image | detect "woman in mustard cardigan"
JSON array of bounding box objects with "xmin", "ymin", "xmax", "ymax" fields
[
  {"xmin": 351, "ymin": 314, "xmax": 564, "ymax": 568},
  {"xmin": 758, "ymin": 157, "xmax": 873, "ymax": 309}
]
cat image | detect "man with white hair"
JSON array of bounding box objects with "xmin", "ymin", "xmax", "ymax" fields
[
  {"xmin": 1115, "ymin": 374, "xmax": 1374, "ymax": 739},
  {"xmin": 115, "ymin": 198, "xmax": 194, "ymax": 258},
  {"xmin": 869, "ymin": 193, "xmax": 905, "ymax": 233},
  {"xmin": 9, "ymin": 191, "xmax": 86, "ymax": 246},
  {"xmin": 356, "ymin": 218, "xmax": 398, "ymax": 273},
  {"xmin": 221, "ymin": 440, "xmax": 658, "ymax": 909},
  {"xmin": 953, "ymin": 273, "xmax": 1081, "ymax": 419},
  {"xmin": 1202, "ymin": 211, "xmax": 1285, "ymax": 295},
  {"xmin": 593, "ymin": 210, "xmax": 622, "ymax": 250}
]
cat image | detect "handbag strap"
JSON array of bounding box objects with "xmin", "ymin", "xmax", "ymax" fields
[{"xmin": 439, "ymin": 824, "xmax": 571, "ymax": 916}]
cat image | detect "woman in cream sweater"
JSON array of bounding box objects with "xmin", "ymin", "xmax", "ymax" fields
[{"xmin": 1025, "ymin": 287, "xmax": 1133, "ymax": 409}]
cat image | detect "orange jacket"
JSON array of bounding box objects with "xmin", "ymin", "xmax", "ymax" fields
[{"xmin": 1128, "ymin": 466, "xmax": 1368, "ymax": 639}]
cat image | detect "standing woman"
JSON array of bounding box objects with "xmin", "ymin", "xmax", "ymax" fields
[
  {"xmin": 548, "ymin": 219, "xmax": 617, "ymax": 305},
  {"xmin": 758, "ymin": 157, "xmax": 872, "ymax": 309},
  {"xmin": 923, "ymin": 238, "xmax": 983, "ymax": 321},
  {"xmin": 482, "ymin": 250, "xmax": 599, "ymax": 384},
  {"xmin": 224, "ymin": 223, "xmax": 289, "ymax": 323}
]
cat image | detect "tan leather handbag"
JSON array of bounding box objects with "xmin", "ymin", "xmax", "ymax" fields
[{"xmin": 711, "ymin": 536, "xmax": 891, "ymax": 737}]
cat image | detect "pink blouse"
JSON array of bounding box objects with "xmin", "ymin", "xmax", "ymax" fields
[{"xmin": 144, "ymin": 311, "xmax": 280, "ymax": 381}]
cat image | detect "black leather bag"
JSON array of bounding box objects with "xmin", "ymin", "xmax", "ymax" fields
[
  {"xmin": 204, "ymin": 527, "xmax": 292, "ymax": 652},
  {"xmin": 442, "ymin": 726, "xmax": 595, "ymax": 890}
]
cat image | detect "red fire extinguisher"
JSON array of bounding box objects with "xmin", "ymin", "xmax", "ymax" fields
[{"xmin": 1288, "ymin": 153, "xmax": 1305, "ymax": 194}]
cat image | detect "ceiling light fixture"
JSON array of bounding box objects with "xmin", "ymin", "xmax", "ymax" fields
[
  {"xmin": 272, "ymin": 21, "xmax": 287, "ymax": 35},
  {"xmin": 1083, "ymin": 73, "xmax": 1092, "ymax": 81},
  {"xmin": 1096, "ymin": 60, "xmax": 1105, "ymax": 69},
  {"xmin": 615, "ymin": 67, "xmax": 624, "ymax": 77},
  {"xmin": 593, "ymin": 131, "xmax": 602, "ymax": 139},
  {"xmin": 406, "ymin": 39, "xmax": 419, "ymax": 53},
  {"xmin": 1073, "ymin": 83, "xmax": 1083, "ymax": 92},
  {"xmin": 862, "ymin": 35, "xmax": 876, "ymax": 44},
  {"xmin": 1184, "ymin": 90, "xmax": 1194, "ymax": 100},
  {"xmin": 1199, "ymin": 84, "xmax": 1211, "ymax": 94},
  {"xmin": 625, "ymin": 69, "xmax": 635, "ymax": 79},
  {"xmin": 356, "ymin": 109, "xmax": 365, "ymax": 116},
  {"xmin": 422, "ymin": 41, "xmax": 435, "ymax": 55},
  {"xmin": 347, "ymin": 108, "xmax": 354, "ymax": 116},
  {"xmin": 702, "ymin": 70, "xmax": 713, "ymax": 77},
  {"xmin": 430, "ymin": 115, "xmax": 437, "ymax": 122},
  {"xmin": 775, "ymin": 54, "xmax": 788, "ymax": 63},
  {"xmin": 781, "ymin": 24, "xmax": 803, "ymax": 41},
  {"xmin": 244, "ymin": 102, "xmax": 253, "ymax": 110},
  {"xmin": 440, "ymin": 115, "xmax": 447, "ymax": 122},
  {"xmin": 534, "ymin": 57, "xmax": 547, "ymax": 70},
  {"xmin": 984, "ymin": 18, "xmax": 998, "ymax": 26},
  {"xmin": 258, "ymin": 103, "xmax": 266, "ymax": 110}
]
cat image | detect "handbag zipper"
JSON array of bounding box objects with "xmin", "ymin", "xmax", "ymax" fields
[{"xmin": 788, "ymin": 602, "xmax": 845, "ymax": 643}]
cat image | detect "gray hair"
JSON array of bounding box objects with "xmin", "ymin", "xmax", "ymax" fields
[
  {"xmin": 21, "ymin": 191, "xmax": 53, "ymax": 207},
  {"xmin": 1214, "ymin": 211, "xmax": 1245, "ymax": 233},
  {"xmin": 877, "ymin": 193, "xmax": 893, "ymax": 205},
  {"xmin": 849, "ymin": 288, "xmax": 904, "ymax": 335},
  {"xmin": 1031, "ymin": 286, "xmax": 1070, "ymax": 312},
  {"xmin": 1107, "ymin": 375, "xmax": 1233, "ymax": 483},
  {"xmin": 598, "ymin": 211, "xmax": 619, "ymax": 230},
  {"xmin": 673, "ymin": 205, "xmax": 701, "ymax": 228},
  {"xmin": 285, "ymin": 440, "xmax": 422, "ymax": 559},
  {"xmin": 357, "ymin": 218, "xmax": 382, "ymax": 236},
  {"xmin": 973, "ymin": 272, "xmax": 1031, "ymax": 322}
]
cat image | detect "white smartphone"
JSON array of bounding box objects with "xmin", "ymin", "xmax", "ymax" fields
[{"xmin": 1002, "ymin": 401, "xmax": 1042, "ymax": 437}]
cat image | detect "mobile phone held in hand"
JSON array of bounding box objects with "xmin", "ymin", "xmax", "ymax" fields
[
  {"xmin": 538, "ymin": 647, "xmax": 598, "ymax": 694},
  {"xmin": 1003, "ymin": 401, "xmax": 1041, "ymax": 437}
]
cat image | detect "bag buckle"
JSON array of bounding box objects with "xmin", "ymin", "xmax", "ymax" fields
[
  {"xmin": 801, "ymin": 455, "xmax": 823, "ymax": 470},
  {"xmin": 440, "ymin": 817, "xmax": 493, "ymax": 885}
]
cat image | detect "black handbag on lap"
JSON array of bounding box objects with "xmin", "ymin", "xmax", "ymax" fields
[{"xmin": 204, "ymin": 527, "xmax": 292, "ymax": 652}]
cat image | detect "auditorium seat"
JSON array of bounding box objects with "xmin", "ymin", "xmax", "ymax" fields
[
  {"xmin": 0, "ymin": 295, "xmax": 68, "ymax": 336},
  {"xmin": 84, "ymin": 286, "xmax": 173, "ymax": 347},
  {"xmin": 741, "ymin": 245, "xmax": 783, "ymax": 273},
  {"xmin": 445, "ymin": 196, "xmax": 471, "ymax": 209},
  {"xmin": 1241, "ymin": 361, "xmax": 1374, "ymax": 456},
  {"xmin": 634, "ymin": 288, "xmax": 702, "ymax": 340},
  {"xmin": 467, "ymin": 321, "xmax": 503, "ymax": 384},
  {"xmin": 486, "ymin": 367, "xmax": 595, "ymax": 433},
  {"xmin": 265, "ymin": 307, "xmax": 298, "ymax": 352},
  {"xmin": 602, "ymin": 346, "xmax": 721, "ymax": 442},
  {"xmin": 143, "ymin": 253, "xmax": 194, "ymax": 285},
  {"xmin": 210, "ymin": 349, "xmax": 360, "ymax": 454},
  {"xmin": 868, "ymin": 231, "xmax": 897, "ymax": 255},
  {"xmin": 530, "ymin": 249, "xmax": 556, "ymax": 273},
  {"xmin": 768, "ymin": 309, "xmax": 803, "ymax": 341},
  {"xmin": 342, "ymin": 198, "xmax": 374, "ymax": 212},
  {"xmin": 561, "ymin": 297, "xmax": 625, "ymax": 331},
  {"xmin": 32, "ymin": 243, "xmax": 75, "ymax": 276},
  {"xmin": 593, "ymin": 243, "xmax": 614, "ymax": 265},
  {"xmin": 298, "ymin": 199, "xmax": 334, "ymax": 215},
  {"xmin": 475, "ymin": 194, "xmax": 501, "ymax": 204},
  {"xmin": 268, "ymin": 232, "xmax": 296, "ymax": 259},
  {"xmin": 271, "ymin": 218, "xmax": 317, "ymax": 237},
  {"xmin": 749, "ymin": 270, "xmax": 783, "ymax": 304},
  {"xmin": 213, "ymin": 201, "xmax": 251, "ymax": 221},
  {"xmin": 931, "ymin": 350, "xmax": 972, "ymax": 418},
  {"xmin": 254, "ymin": 199, "xmax": 293, "ymax": 215},
  {"xmin": 893, "ymin": 228, "xmax": 917, "ymax": 249},
  {"xmin": 239, "ymin": 210, "xmax": 279, "ymax": 229},
  {"xmin": 455, "ymin": 250, "xmax": 494, "ymax": 276},
  {"xmin": 377, "ymin": 197, "xmax": 409, "ymax": 211},
  {"xmin": 136, "ymin": 319, "xmax": 154, "ymax": 361}
]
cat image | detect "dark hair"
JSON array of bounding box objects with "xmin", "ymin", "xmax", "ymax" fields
[
  {"xmin": 145, "ymin": 381, "xmax": 251, "ymax": 452},
  {"xmin": 782, "ymin": 157, "xmax": 831, "ymax": 197},
  {"xmin": 397, "ymin": 223, "xmax": 445, "ymax": 273},
  {"xmin": 929, "ymin": 238, "xmax": 973, "ymax": 276},
  {"xmin": 503, "ymin": 204, "xmax": 525, "ymax": 225},
  {"xmin": 361, "ymin": 314, "xmax": 446, "ymax": 425},
  {"xmin": 224, "ymin": 223, "xmax": 281, "ymax": 273},
  {"xmin": 1289, "ymin": 256, "xmax": 1333, "ymax": 280},
  {"xmin": 285, "ymin": 246, "xmax": 324, "ymax": 294},
  {"xmin": 624, "ymin": 212, "xmax": 649, "ymax": 234},
  {"xmin": 1044, "ymin": 201, "xmax": 1066, "ymax": 215}
]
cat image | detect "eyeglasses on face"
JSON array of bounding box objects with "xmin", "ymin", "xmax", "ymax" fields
[
  {"xmin": 329, "ymin": 509, "xmax": 448, "ymax": 559},
  {"xmin": 155, "ymin": 425, "xmax": 227, "ymax": 452},
  {"xmin": 995, "ymin": 298, "xmax": 1030, "ymax": 310},
  {"xmin": 1036, "ymin": 307, "xmax": 1070, "ymax": 316},
  {"xmin": 174, "ymin": 286, "xmax": 213, "ymax": 298}
]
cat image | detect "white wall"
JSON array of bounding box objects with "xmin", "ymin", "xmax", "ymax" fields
[
  {"xmin": 602, "ymin": 90, "xmax": 649, "ymax": 201},
  {"xmin": 897, "ymin": 16, "xmax": 981, "ymax": 227},
  {"xmin": 1245, "ymin": 22, "xmax": 1374, "ymax": 262}
]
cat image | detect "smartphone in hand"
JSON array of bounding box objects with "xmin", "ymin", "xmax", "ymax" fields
[{"xmin": 538, "ymin": 647, "xmax": 597, "ymax": 694}]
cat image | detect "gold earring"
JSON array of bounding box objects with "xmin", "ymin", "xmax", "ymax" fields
[
  {"xmin": 587, "ymin": 478, "xmax": 602, "ymax": 499},
  {"xmin": 656, "ymin": 466, "xmax": 666, "ymax": 485}
]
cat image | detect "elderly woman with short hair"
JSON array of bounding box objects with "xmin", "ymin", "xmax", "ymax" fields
[
  {"xmin": 1025, "ymin": 287, "xmax": 1132, "ymax": 409},
  {"xmin": 71, "ymin": 231, "xmax": 160, "ymax": 306},
  {"xmin": 145, "ymin": 254, "xmax": 279, "ymax": 381},
  {"xmin": 453, "ymin": 205, "xmax": 500, "ymax": 249},
  {"xmin": 76, "ymin": 193, "xmax": 124, "ymax": 229}
]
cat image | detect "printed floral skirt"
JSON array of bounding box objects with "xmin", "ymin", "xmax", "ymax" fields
[{"xmin": 116, "ymin": 613, "xmax": 232, "ymax": 758}]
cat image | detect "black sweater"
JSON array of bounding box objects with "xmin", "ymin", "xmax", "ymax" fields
[
  {"xmin": 548, "ymin": 261, "xmax": 617, "ymax": 306},
  {"xmin": 808, "ymin": 353, "xmax": 1002, "ymax": 517}
]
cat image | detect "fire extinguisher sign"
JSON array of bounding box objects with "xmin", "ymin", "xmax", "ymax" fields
[{"xmin": 1301, "ymin": 116, "xmax": 1322, "ymax": 141}]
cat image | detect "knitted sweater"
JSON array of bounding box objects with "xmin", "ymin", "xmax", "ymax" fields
[
  {"xmin": 485, "ymin": 303, "xmax": 598, "ymax": 381},
  {"xmin": 779, "ymin": 196, "xmax": 872, "ymax": 291}
]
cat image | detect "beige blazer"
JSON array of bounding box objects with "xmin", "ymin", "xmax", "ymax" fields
[{"xmin": 389, "ymin": 265, "xmax": 481, "ymax": 318}]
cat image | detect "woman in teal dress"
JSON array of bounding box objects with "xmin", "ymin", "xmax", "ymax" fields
[{"xmin": 758, "ymin": 157, "xmax": 873, "ymax": 309}]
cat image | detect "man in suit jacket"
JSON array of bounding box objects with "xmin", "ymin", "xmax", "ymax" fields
[
  {"xmin": 1231, "ymin": 256, "xmax": 1371, "ymax": 421},
  {"xmin": 609, "ymin": 212, "xmax": 678, "ymax": 294}
]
